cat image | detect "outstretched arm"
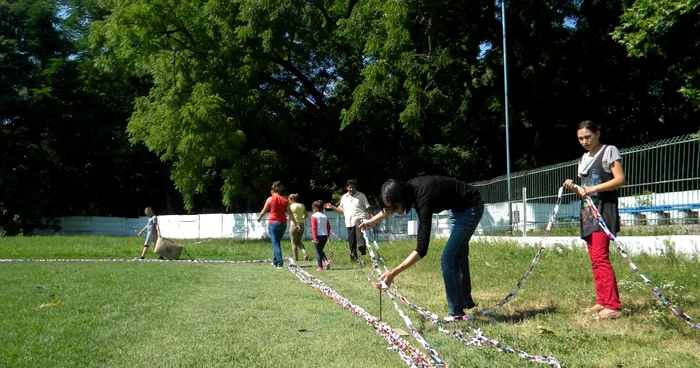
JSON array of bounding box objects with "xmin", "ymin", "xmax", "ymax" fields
[{"xmin": 360, "ymin": 207, "xmax": 394, "ymax": 229}]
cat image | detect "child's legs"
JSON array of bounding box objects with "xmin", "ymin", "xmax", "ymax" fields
[
  {"xmin": 141, "ymin": 231, "xmax": 157, "ymax": 258},
  {"xmin": 586, "ymin": 231, "xmax": 621, "ymax": 309},
  {"xmin": 314, "ymin": 236, "xmax": 328, "ymax": 268},
  {"xmin": 317, "ymin": 235, "xmax": 328, "ymax": 261}
]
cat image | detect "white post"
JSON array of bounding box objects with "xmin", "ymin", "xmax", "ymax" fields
[{"xmin": 522, "ymin": 187, "xmax": 527, "ymax": 238}]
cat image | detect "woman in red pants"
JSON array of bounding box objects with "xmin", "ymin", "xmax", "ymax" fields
[{"xmin": 564, "ymin": 120, "xmax": 625, "ymax": 320}]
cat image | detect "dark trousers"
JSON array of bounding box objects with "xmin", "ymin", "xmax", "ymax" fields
[
  {"xmin": 315, "ymin": 235, "xmax": 328, "ymax": 268},
  {"xmin": 346, "ymin": 225, "xmax": 366, "ymax": 260}
]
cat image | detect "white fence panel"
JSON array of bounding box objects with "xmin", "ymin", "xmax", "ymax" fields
[{"xmin": 199, "ymin": 214, "xmax": 223, "ymax": 238}]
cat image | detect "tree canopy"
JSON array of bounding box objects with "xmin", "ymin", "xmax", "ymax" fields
[{"xmin": 2, "ymin": 0, "xmax": 699, "ymax": 234}]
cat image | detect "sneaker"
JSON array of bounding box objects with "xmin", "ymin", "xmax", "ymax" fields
[
  {"xmin": 303, "ymin": 253, "xmax": 310, "ymax": 261},
  {"xmin": 597, "ymin": 308, "xmax": 621, "ymax": 320},
  {"xmin": 358, "ymin": 245, "xmax": 367, "ymax": 255},
  {"xmin": 135, "ymin": 256, "xmax": 145, "ymax": 260},
  {"xmin": 276, "ymin": 266, "xmax": 283, "ymax": 270},
  {"xmin": 323, "ymin": 259, "xmax": 331, "ymax": 270},
  {"xmin": 584, "ymin": 304, "xmax": 605, "ymax": 313},
  {"xmin": 317, "ymin": 267, "xmax": 323, "ymax": 271}
]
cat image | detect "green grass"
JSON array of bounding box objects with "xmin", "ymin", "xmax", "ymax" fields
[{"xmin": 0, "ymin": 236, "xmax": 698, "ymax": 367}]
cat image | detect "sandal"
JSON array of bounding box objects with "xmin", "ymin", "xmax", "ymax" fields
[
  {"xmin": 584, "ymin": 304, "xmax": 604, "ymax": 313},
  {"xmin": 597, "ymin": 308, "xmax": 621, "ymax": 320}
]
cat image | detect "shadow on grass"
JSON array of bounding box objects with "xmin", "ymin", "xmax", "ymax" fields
[{"xmin": 488, "ymin": 305, "xmax": 559, "ymax": 324}]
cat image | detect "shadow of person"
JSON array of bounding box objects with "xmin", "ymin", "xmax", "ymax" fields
[{"xmin": 489, "ymin": 305, "xmax": 559, "ymax": 324}]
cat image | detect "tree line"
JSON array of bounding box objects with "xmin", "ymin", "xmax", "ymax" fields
[{"xmin": 1, "ymin": 0, "xmax": 699, "ymax": 235}]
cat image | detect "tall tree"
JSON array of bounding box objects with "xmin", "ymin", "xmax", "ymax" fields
[
  {"xmin": 614, "ymin": 0, "xmax": 700, "ymax": 121},
  {"xmin": 0, "ymin": 0, "xmax": 172, "ymax": 235}
]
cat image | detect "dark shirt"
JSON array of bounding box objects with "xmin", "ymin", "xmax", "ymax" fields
[{"xmin": 407, "ymin": 176, "xmax": 481, "ymax": 257}]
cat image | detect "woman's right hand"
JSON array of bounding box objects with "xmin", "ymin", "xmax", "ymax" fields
[{"xmin": 563, "ymin": 179, "xmax": 586, "ymax": 197}]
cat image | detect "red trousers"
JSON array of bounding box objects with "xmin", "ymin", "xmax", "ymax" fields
[{"xmin": 586, "ymin": 231, "xmax": 621, "ymax": 310}]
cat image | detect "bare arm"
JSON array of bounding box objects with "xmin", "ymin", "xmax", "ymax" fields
[
  {"xmin": 376, "ymin": 251, "xmax": 422, "ymax": 289},
  {"xmin": 138, "ymin": 224, "xmax": 147, "ymax": 236},
  {"xmin": 257, "ymin": 198, "xmax": 271, "ymax": 222},
  {"xmin": 324, "ymin": 202, "xmax": 344, "ymax": 215},
  {"xmin": 563, "ymin": 160, "xmax": 625, "ymax": 197},
  {"xmin": 360, "ymin": 207, "xmax": 393, "ymax": 229},
  {"xmin": 586, "ymin": 160, "xmax": 625, "ymax": 195}
]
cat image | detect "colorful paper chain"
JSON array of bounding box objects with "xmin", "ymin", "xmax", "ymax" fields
[
  {"xmin": 482, "ymin": 186, "xmax": 566, "ymax": 316},
  {"xmin": 287, "ymin": 260, "xmax": 438, "ymax": 367},
  {"xmin": 576, "ymin": 185, "xmax": 700, "ymax": 330},
  {"xmin": 0, "ymin": 258, "xmax": 272, "ymax": 264},
  {"xmin": 361, "ymin": 229, "xmax": 562, "ymax": 367}
]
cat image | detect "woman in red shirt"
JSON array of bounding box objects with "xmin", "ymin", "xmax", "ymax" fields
[{"xmin": 257, "ymin": 181, "xmax": 300, "ymax": 269}]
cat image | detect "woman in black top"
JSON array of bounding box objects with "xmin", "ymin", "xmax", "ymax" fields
[{"xmin": 361, "ymin": 176, "xmax": 484, "ymax": 317}]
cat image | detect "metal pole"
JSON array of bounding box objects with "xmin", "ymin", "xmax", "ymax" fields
[
  {"xmin": 522, "ymin": 187, "xmax": 527, "ymax": 238},
  {"xmin": 502, "ymin": 0, "xmax": 512, "ymax": 235}
]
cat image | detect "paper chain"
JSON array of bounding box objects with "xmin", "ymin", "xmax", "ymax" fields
[
  {"xmin": 287, "ymin": 259, "xmax": 438, "ymax": 367},
  {"xmin": 361, "ymin": 229, "xmax": 562, "ymax": 367},
  {"xmin": 482, "ymin": 187, "xmax": 566, "ymax": 316},
  {"xmin": 575, "ymin": 185, "xmax": 700, "ymax": 330},
  {"xmin": 0, "ymin": 258, "xmax": 272, "ymax": 264}
]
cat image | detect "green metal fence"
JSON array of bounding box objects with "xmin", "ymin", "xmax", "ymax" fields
[{"xmin": 471, "ymin": 134, "xmax": 700, "ymax": 235}]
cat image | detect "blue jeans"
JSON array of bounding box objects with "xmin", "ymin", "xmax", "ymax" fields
[
  {"xmin": 268, "ymin": 222, "xmax": 286, "ymax": 267},
  {"xmin": 442, "ymin": 197, "xmax": 484, "ymax": 316}
]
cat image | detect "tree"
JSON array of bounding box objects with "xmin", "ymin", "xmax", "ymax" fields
[
  {"xmin": 0, "ymin": 0, "xmax": 173, "ymax": 235},
  {"xmin": 614, "ymin": 0, "xmax": 700, "ymax": 113}
]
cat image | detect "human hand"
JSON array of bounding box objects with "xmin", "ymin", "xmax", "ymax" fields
[
  {"xmin": 563, "ymin": 179, "xmax": 575, "ymax": 191},
  {"xmin": 375, "ymin": 270, "xmax": 395, "ymax": 290},
  {"xmin": 359, "ymin": 218, "xmax": 374, "ymax": 230},
  {"xmin": 137, "ymin": 231, "xmax": 142, "ymax": 237},
  {"xmin": 313, "ymin": 238, "xmax": 319, "ymax": 244},
  {"xmin": 256, "ymin": 217, "xmax": 261, "ymax": 223},
  {"xmin": 323, "ymin": 203, "xmax": 332, "ymax": 209},
  {"xmin": 295, "ymin": 224, "xmax": 300, "ymax": 231}
]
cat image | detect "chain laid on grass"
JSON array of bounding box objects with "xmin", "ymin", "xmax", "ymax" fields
[
  {"xmin": 287, "ymin": 259, "xmax": 438, "ymax": 368},
  {"xmin": 576, "ymin": 185, "xmax": 700, "ymax": 330},
  {"xmin": 482, "ymin": 186, "xmax": 566, "ymax": 316},
  {"xmin": 0, "ymin": 258, "xmax": 272, "ymax": 264},
  {"xmin": 362, "ymin": 230, "xmax": 562, "ymax": 367}
]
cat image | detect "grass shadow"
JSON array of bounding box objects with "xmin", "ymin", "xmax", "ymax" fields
[{"xmin": 487, "ymin": 305, "xmax": 559, "ymax": 324}]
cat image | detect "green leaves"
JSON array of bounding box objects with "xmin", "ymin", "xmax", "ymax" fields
[{"xmin": 615, "ymin": 0, "xmax": 700, "ymax": 109}]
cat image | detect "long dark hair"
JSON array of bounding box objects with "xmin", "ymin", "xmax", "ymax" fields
[{"xmin": 381, "ymin": 179, "xmax": 415, "ymax": 212}]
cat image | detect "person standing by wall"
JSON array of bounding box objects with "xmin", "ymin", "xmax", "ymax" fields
[
  {"xmin": 325, "ymin": 179, "xmax": 374, "ymax": 262},
  {"xmin": 564, "ymin": 120, "xmax": 625, "ymax": 320},
  {"xmin": 257, "ymin": 181, "xmax": 300, "ymax": 269},
  {"xmin": 288, "ymin": 193, "xmax": 309, "ymax": 261},
  {"xmin": 360, "ymin": 176, "xmax": 484, "ymax": 318}
]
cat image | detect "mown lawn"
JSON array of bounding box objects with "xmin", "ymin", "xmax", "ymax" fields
[{"xmin": 0, "ymin": 235, "xmax": 698, "ymax": 367}]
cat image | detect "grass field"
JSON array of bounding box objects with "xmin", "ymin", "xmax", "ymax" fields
[{"xmin": 0, "ymin": 235, "xmax": 698, "ymax": 367}]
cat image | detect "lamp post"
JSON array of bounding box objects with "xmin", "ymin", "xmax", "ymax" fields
[{"xmin": 502, "ymin": 0, "xmax": 512, "ymax": 235}]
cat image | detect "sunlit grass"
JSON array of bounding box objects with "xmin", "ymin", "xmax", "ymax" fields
[{"xmin": 0, "ymin": 235, "xmax": 698, "ymax": 367}]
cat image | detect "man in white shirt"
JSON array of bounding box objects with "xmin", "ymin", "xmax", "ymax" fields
[{"xmin": 325, "ymin": 179, "xmax": 375, "ymax": 261}]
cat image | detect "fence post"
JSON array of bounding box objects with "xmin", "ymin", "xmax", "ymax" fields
[{"xmin": 522, "ymin": 187, "xmax": 527, "ymax": 238}]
